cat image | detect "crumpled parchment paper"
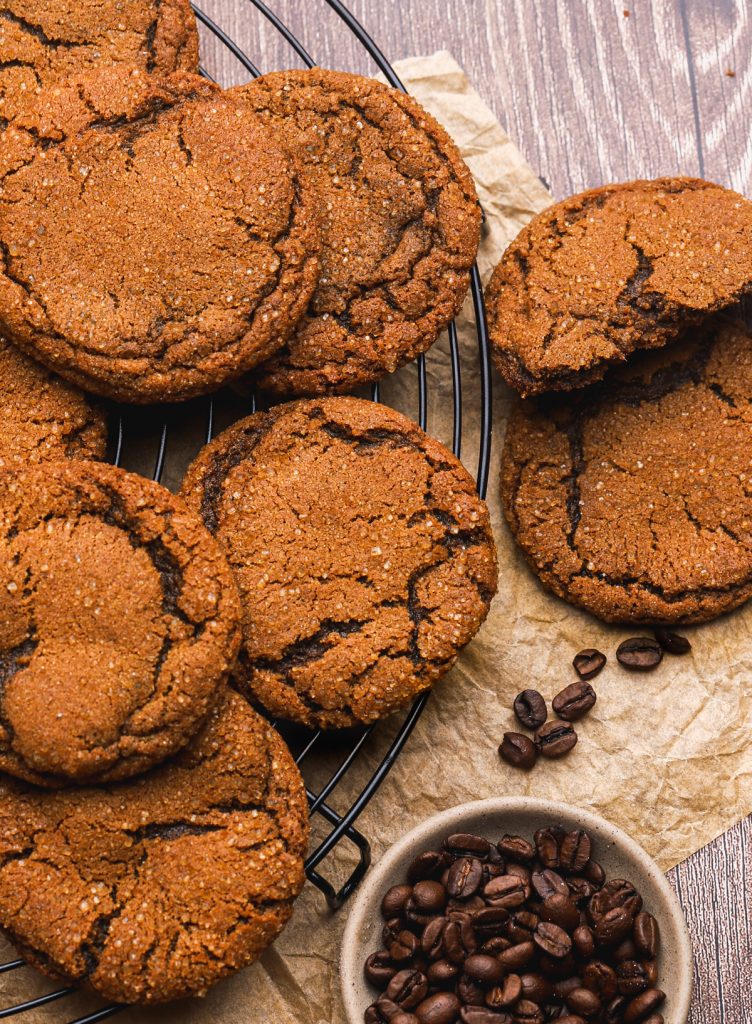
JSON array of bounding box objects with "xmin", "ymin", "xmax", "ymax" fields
[{"xmin": 3, "ymin": 50, "xmax": 751, "ymax": 1024}]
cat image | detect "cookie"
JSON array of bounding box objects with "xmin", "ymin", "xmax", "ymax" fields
[
  {"xmin": 501, "ymin": 320, "xmax": 752, "ymax": 624},
  {"xmin": 0, "ymin": 0, "xmax": 199, "ymax": 121},
  {"xmin": 0, "ymin": 334, "xmax": 106, "ymax": 467},
  {"xmin": 180, "ymin": 397, "xmax": 498, "ymax": 729},
  {"xmin": 0, "ymin": 689, "xmax": 309, "ymax": 1004},
  {"xmin": 0, "ymin": 460, "xmax": 242, "ymax": 785},
  {"xmin": 234, "ymin": 68, "xmax": 481, "ymax": 397},
  {"xmin": 486, "ymin": 177, "xmax": 752, "ymax": 397},
  {"xmin": 0, "ymin": 66, "xmax": 320, "ymax": 403}
]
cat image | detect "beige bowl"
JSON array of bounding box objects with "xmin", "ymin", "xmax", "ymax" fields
[{"xmin": 340, "ymin": 797, "xmax": 693, "ymax": 1023}]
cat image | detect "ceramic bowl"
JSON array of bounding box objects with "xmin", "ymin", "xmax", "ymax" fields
[{"xmin": 340, "ymin": 797, "xmax": 693, "ymax": 1023}]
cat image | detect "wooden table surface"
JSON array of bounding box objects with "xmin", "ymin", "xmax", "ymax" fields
[{"xmin": 196, "ymin": 2, "xmax": 752, "ymax": 1022}]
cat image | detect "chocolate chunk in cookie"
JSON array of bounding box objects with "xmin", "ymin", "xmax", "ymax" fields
[
  {"xmin": 181, "ymin": 397, "xmax": 498, "ymax": 729},
  {"xmin": 0, "ymin": 460, "xmax": 241, "ymax": 785},
  {"xmin": 0, "ymin": 0, "xmax": 199, "ymax": 121},
  {"xmin": 487, "ymin": 178, "xmax": 752, "ymax": 396},
  {"xmin": 0, "ymin": 690, "xmax": 309, "ymax": 1004},
  {"xmin": 0, "ymin": 335, "xmax": 106, "ymax": 466},
  {"xmin": 501, "ymin": 320, "xmax": 752, "ymax": 623},
  {"xmin": 0, "ymin": 66, "xmax": 320, "ymax": 403},
  {"xmin": 234, "ymin": 68, "xmax": 480, "ymax": 397}
]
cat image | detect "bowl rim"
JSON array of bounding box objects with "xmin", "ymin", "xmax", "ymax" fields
[{"xmin": 340, "ymin": 796, "xmax": 694, "ymax": 1024}]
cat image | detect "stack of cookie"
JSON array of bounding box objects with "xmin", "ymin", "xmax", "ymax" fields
[
  {"xmin": 0, "ymin": 0, "xmax": 499, "ymax": 1006},
  {"xmin": 488, "ymin": 178, "xmax": 752, "ymax": 625}
]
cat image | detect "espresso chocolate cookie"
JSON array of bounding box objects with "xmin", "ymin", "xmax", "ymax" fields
[
  {"xmin": 0, "ymin": 460, "xmax": 241, "ymax": 785},
  {"xmin": 0, "ymin": 0, "xmax": 199, "ymax": 121},
  {"xmin": 181, "ymin": 397, "xmax": 498, "ymax": 729},
  {"xmin": 235, "ymin": 68, "xmax": 481, "ymax": 396},
  {"xmin": 487, "ymin": 178, "xmax": 752, "ymax": 397},
  {"xmin": 0, "ymin": 66, "xmax": 320, "ymax": 403},
  {"xmin": 0, "ymin": 689, "xmax": 309, "ymax": 1004},
  {"xmin": 501, "ymin": 320, "xmax": 752, "ymax": 623},
  {"xmin": 0, "ymin": 335, "xmax": 106, "ymax": 467}
]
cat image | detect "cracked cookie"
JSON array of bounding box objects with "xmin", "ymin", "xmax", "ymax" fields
[
  {"xmin": 0, "ymin": 459, "xmax": 242, "ymax": 785},
  {"xmin": 0, "ymin": 0, "xmax": 199, "ymax": 122},
  {"xmin": 501, "ymin": 320, "xmax": 752, "ymax": 624},
  {"xmin": 0, "ymin": 334, "xmax": 107, "ymax": 467},
  {"xmin": 0, "ymin": 688, "xmax": 309, "ymax": 1004},
  {"xmin": 180, "ymin": 396, "xmax": 498, "ymax": 729},
  {"xmin": 0, "ymin": 66, "xmax": 320, "ymax": 403},
  {"xmin": 486, "ymin": 177, "xmax": 752, "ymax": 397},
  {"xmin": 234, "ymin": 68, "xmax": 481, "ymax": 397}
]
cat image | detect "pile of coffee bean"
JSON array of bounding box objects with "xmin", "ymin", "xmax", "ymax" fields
[
  {"xmin": 616, "ymin": 629, "xmax": 690, "ymax": 672},
  {"xmin": 363, "ymin": 826, "xmax": 665, "ymax": 1024},
  {"xmin": 499, "ymin": 678, "xmax": 596, "ymax": 771}
]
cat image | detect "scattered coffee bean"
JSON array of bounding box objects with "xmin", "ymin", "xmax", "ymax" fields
[
  {"xmin": 573, "ymin": 648, "xmax": 607, "ymax": 680},
  {"xmin": 552, "ymin": 681, "xmax": 597, "ymax": 722},
  {"xmin": 499, "ymin": 732, "xmax": 538, "ymax": 770},
  {"xmin": 362, "ymin": 825, "xmax": 667, "ymax": 1023},
  {"xmin": 616, "ymin": 637, "xmax": 663, "ymax": 671},
  {"xmin": 536, "ymin": 720, "xmax": 578, "ymax": 758},
  {"xmin": 513, "ymin": 689, "xmax": 548, "ymax": 730},
  {"xmin": 653, "ymin": 628, "xmax": 691, "ymax": 655}
]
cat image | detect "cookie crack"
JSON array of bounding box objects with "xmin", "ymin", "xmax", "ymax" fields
[{"xmin": 0, "ymin": 9, "xmax": 79, "ymax": 49}]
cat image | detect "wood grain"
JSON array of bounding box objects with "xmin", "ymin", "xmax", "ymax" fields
[{"xmin": 197, "ymin": 2, "xmax": 752, "ymax": 1022}]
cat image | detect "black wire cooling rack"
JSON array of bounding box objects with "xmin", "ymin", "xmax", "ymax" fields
[{"xmin": 0, "ymin": 0, "xmax": 492, "ymax": 1019}]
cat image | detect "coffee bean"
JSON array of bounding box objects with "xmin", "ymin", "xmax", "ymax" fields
[
  {"xmin": 653, "ymin": 628, "xmax": 691, "ymax": 655},
  {"xmin": 498, "ymin": 941, "xmax": 536, "ymax": 971},
  {"xmin": 534, "ymin": 921, "xmax": 572, "ymax": 958},
  {"xmin": 484, "ymin": 874, "xmax": 528, "ymax": 909},
  {"xmin": 513, "ymin": 689, "xmax": 548, "ymax": 730},
  {"xmin": 497, "ymin": 834, "xmax": 535, "ymax": 862},
  {"xmin": 617, "ymin": 960, "xmax": 650, "ymax": 996},
  {"xmin": 573, "ymin": 648, "xmax": 607, "ymax": 680},
  {"xmin": 581, "ymin": 961, "xmax": 618, "ymax": 1000},
  {"xmin": 567, "ymin": 877, "xmax": 597, "ymax": 903},
  {"xmin": 415, "ymin": 992, "xmax": 461, "ymax": 1024},
  {"xmin": 408, "ymin": 851, "xmax": 449, "ymax": 884},
  {"xmin": 365, "ymin": 950, "xmax": 398, "ymax": 989},
  {"xmin": 573, "ymin": 924, "xmax": 595, "ymax": 959},
  {"xmin": 644, "ymin": 959, "xmax": 659, "ymax": 986},
  {"xmin": 392, "ymin": 1014, "xmax": 420, "ymax": 1024},
  {"xmin": 616, "ymin": 637, "xmax": 663, "ymax": 671},
  {"xmin": 519, "ymin": 972, "xmax": 552, "ymax": 1003},
  {"xmin": 445, "ymin": 833, "xmax": 492, "ymax": 859},
  {"xmin": 499, "ymin": 732, "xmax": 538, "ymax": 770},
  {"xmin": 538, "ymin": 951, "xmax": 578, "ymax": 981},
  {"xmin": 534, "ymin": 827, "xmax": 561, "ymax": 868},
  {"xmin": 567, "ymin": 987, "xmax": 602, "ymax": 1016},
  {"xmin": 584, "ymin": 859, "xmax": 606, "ymax": 887},
  {"xmin": 536, "ymin": 720, "xmax": 578, "ymax": 758},
  {"xmin": 552, "ymin": 681, "xmax": 597, "ymax": 722},
  {"xmin": 507, "ymin": 910, "xmax": 539, "ymax": 944},
  {"xmin": 487, "ymin": 974, "xmax": 522, "ymax": 1007},
  {"xmin": 642, "ymin": 1017, "xmax": 664, "ymax": 1024},
  {"xmin": 590, "ymin": 879, "xmax": 643, "ymax": 919},
  {"xmin": 481, "ymin": 936, "xmax": 511, "ymax": 956},
  {"xmin": 531, "ymin": 868, "xmax": 569, "ymax": 900},
  {"xmin": 382, "ymin": 884, "xmax": 413, "ymax": 920},
  {"xmin": 365, "ymin": 997, "xmax": 402, "ymax": 1023},
  {"xmin": 447, "ymin": 857, "xmax": 484, "ymax": 899},
  {"xmin": 511, "ymin": 1000, "xmax": 544, "ymax": 1024},
  {"xmin": 560, "ymin": 830, "xmax": 593, "ymax": 873},
  {"xmin": 473, "ymin": 906, "xmax": 510, "ymax": 939},
  {"xmin": 593, "ymin": 907, "xmax": 634, "ymax": 945},
  {"xmin": 457, "ymin": 974, "xmax": 486, "ymax": 1006},
  {"xmin": 421, "ymin": 917, "xmax": 447, "ymax": 959},
  {"xmin": 623, "ymin": 989, "xmax": 665, "ymax": 1023},
  {"xmin": 612, "ymin": 937, "xmax": 638, "ymax": 963},
  {"xmin": 443, "ymin": 918, "xmax": 477, "ymax": 964},
  {"xmin": 426, "ymin": 959, "xmax": 459, "ymax": 988},
  {"xmin": 604, "ymin": 996, "xmax": 628, "ymax": 1023},
  {"xmin": 412, "ymin": 880, "xmax": 447, "ymax": 915},
  {"xmin": 386, "ymin": 970, "xmax": 429, "ymax": 1010},
  {"xmin": 553, "ymin": 976, "xmax": 583, "ymax": 1000},
  {"xmin": 460, "ymin": 1008, "xmax": 512, "ymax": 1024},
  {"xmin": 506, "ymin": 862, "xmax": 532, "ymax": 887},
  {"xmin": 633, "ymin": 911, "xmax": 660, "ymax": 958},
  {"xmin": 383, "ymin": 918, "xmax": 404, "ymax": 947},
  {"xmin": 540, "ymin": 893, "xmax": 580, "ymax": 932},
  {"xmin": 390, "ymin": 930, "xmax": 419, "ymax": 962},
  {"xmin": 464, "ymin": 953, "xmax": 504, "ymax": 987}
]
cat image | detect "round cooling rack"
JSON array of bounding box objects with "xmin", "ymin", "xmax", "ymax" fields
[{"xmin": 0, "ymin": 1, "xmax": 493, "ymax": 1019}]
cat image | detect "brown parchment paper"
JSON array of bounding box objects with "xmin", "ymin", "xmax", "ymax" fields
[{"xmin": 3, "ymin": 50, "xmax": 752, "ymax": 1024}]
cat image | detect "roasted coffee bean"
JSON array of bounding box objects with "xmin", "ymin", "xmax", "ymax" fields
[
  {"xmin": 457, "ymin": 974, "xmax": 487, "ymax": 1006},
  {"xmin": 391, "ymin": 1014, "xmax": 420, "ymax": 1024},
  {"xmin": 445, "ymin": 833, "xmax": 492, "ymax": 859},
  {"xmin": 572, "ymin": 924, "xmax": 596, "ymax": 959},
  {"xmin": 415, "ymin": 992, "xmax": 462, "ymax": 1024},
  {"xmin": 623, "ymin": 989, "xmax": 665, "ymax": 1023},
  {"xmin": 382, "ymin": 884, "xmax": 413, "ymax": 920},
  {"xmin": 421, "ymin": 917, "xmax": 447, "ymax": 959},
  {"xmin": 498, "ymin": 835, "xmax": 536, "ymax": 862},
  {"xmin": 365, "ymin": 997, "xmax": 402, "ymax": 1023},
  {"xmin": 534, "ymin": 921, "xmax": 572, "ymax": 958},
  {"xmin": 473, "ymin": 906, "xmax": 511, "ymax": 939},
  {"xmin": 390, "ymin": 930, "xmax": 419, "ymax": 962},
  {"xmin": 464, "ymin": 953, "xmax": 505, "ymax": 987},
  {"xmin": 532, "ymin": 869, "xmax": 569, "ymax": 900},
  {"xmin": 365, "ymin": 950, "xmax": 399, "ymax": 989},
  {"xmin": 613, "ymin": 937, "xmax": 638, "ymax": 963},
  {"xmin": 642, "ymin": 1017, "xmax": 664, "ymax": 1024},
  {"xmin": 534, "ymin": 827, "xmax": 560, "ymax": 868},
  {"xmin": 617, "ymin": 960, "xmax": 650, "ymax": 996},
  {"xmin": 538, "ymin": 951, "xmax": 578, "ymax": 981},
  {"xmin": 460, "ymin": 1009, "xmax": 513, "ymax": 1024},
  {"xmin": 412, "ymin": 880, "xmax": 447, "ymax": 914},
  {"xmin": 507, "ymin": 910, "xmax": 539, "ymax": 944},
  {"xmin": 536, "ymin": 720, "xmax": 578, "ymax": 758},
  {"xmin": 552, "ymin": 682, "xmax": 597, "ymax": 722},
  {"xmin": 447, "ymin": 857, "xmax": 484, "ymax": 899},
  {"xmin": 408, "ymin": 851, "xmax": 449, "ymax": 884},
  {"xmin": 540, "ymin": 893, "xmax": 580, "ymax": 933},
  {"xmin": 616, "ymin": 637, "xmax": 663, "ymax": 671},
  {"xmin": 604, "ymin": 996, "xmax": 628, "ymax": 1023},
  {"xmin": 567, "ymin": 878, "xmax": 597, "ymax": 903},
  {"xmin": 584, "ymin": 859, "xmax": 606, "ymax": 887},
  {"xmin": 513, "ymin": 689, "xmax": 548, "ymax": 730},
  {"xmin": 443, "ymin": 918, "xmax": 477, "ymax": 964},
  {"xmin": 487, "ymin": 974, "xmax": 522, "ymax": 1007},
  {"xmin": 643, "ymin": 960, "xmax": 658, "ymax": 986},
  {"xmin": 498, "ymin": 941, "xmax": 536, "ymax": 971},
  {"xmin": 573, "ymin": 648, "xmax": 607, "ymax": 680},
  {"xmin": 581, "ymin": 961, "xmax": 618, "ymax": 1000},
  {"xmin": 512, "ymin": 1000, "xmax": 544, "ymax": 1024},
  {"xmin": 593, "ymin": 907, "xmax": 634, "ymax": 945},
  {"xmin": 633, "ymin": 912, "xmax": 660, "ymax": 958},
  {"xmin": 566, "ymin": 987, "xmax": 601, "ymax": 1017},
  {"xmin": 505, "ymin": 862, "xmax": 532, "ymax": 886},
  {"xmin": 552, "ymin": 976, "xmax": 583, "ymax": 1000},
  {"xmin": 520, "ymin": 972, "xmax": 552, "ymax": 1004},
  {"xmin": 590, "ymin": 880, "xmax": 642, "ymax": 920},
  {"xmin": 448, "ymin": 896, "xmax": 486, "ymax": 916},
  {"xmin": 386, "ymin": 970, "xmax": 429, "ymax": 1010},
  {"xmin": 499, "ymin": 732, "xmax": 538, "ymax": 770},
  {"xmin": 427, "ymin": 958, "xmax": 459, "ymax": 988},
  {"xmin": 653, "ymin": 628, "xmax": 691, "ymax": 655},
  {"xmin": 481, "ymin": 936, "xmax": 511, "ymax": 955},
  {"xmin": 559, "ymin": 829, "xmax": 592, "ymax": 872},
  {"xmin": 384, "ymin": 918, "xmax": 404, "ymax": 947},
  {"xmin": 484, "ymin": 874, "xmax": 528, "ymax": 909}
]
